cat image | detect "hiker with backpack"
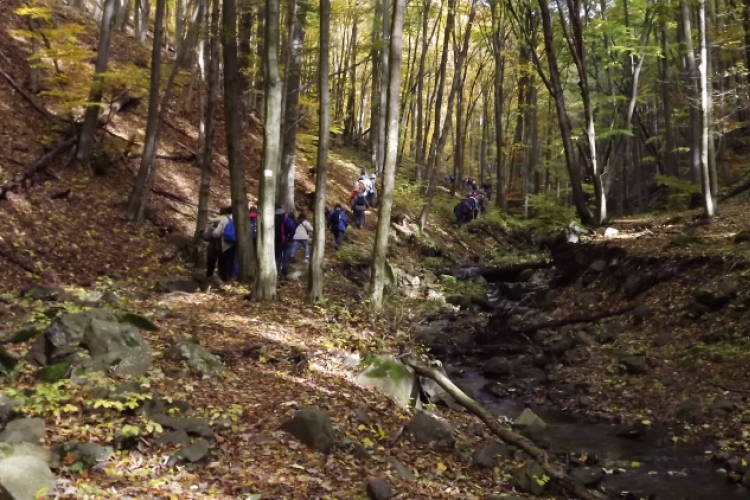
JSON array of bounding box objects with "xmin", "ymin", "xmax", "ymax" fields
[
  {"xmin": 201, "ymin": 216, "xmax": 223, "ymax": 278},
  {"xmin": 349, "ymin": 185, "xmax": 368, "ymax": 228},
  {"xmin": 274, "ymin": 204, "xmax": 298, "ymax": 278},
  {"xmin": 289, "ymin": 212, "xmax": 313, "ymax": 263},
  {"xmin": 248, "ymin": 205, "xmax": 258, "ymax": 249},
  {"xmin": 327, "ymin": 204, "xmax": 348, "ymax": 250},
  {"xmin": 210, "ymin": 206, "xmax": 237, "ymax": 281},
  {"xmin": 367, "ymin": 173, "xmax": 377, "ymax": 207},
  {"xmin": 454, "ymin": 198, "xmax": 474, "ymax": 228}
]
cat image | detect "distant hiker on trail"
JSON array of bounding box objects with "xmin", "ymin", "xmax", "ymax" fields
[
  {"xmin": 274, "ymin": 204, "xmax": 298, "ymax": 279},
  {"xmin": 289, "ymin": 212, "xmax": 313, "ymax": 264},
  {"xmin": 327, "ymin": 204, "xmax": 348, "ymax": 250},
  {"xmin": 248, "ymin": 205, "xmax": 258, "ymax": 249},
  {"xmin": 469, "ymin": 192, "xmax": 481, "ymax": 219},
  {"xmin": 349, "ymin": 185, "xmax": 368, "ymax": 228},
  {"xmin": 210, "ymin": 206, "xmax": 237, "ymax": 281},
  {"xmin": 483, "ymin": 183, "xmax": 492, "ymax": 202},
  {"xmin": 202, "ymin": 216, "xmax": 222, "ymax": 279},
  {"xmin": 454, "ymin": 198, "xmax": 474, "ymax": 228},
  {"xmin": 479, "ymin": 192, "xmax": 487, "ymax": 217},
  {"xmin": 367, "ymin": 173, "xmax": 377, "ymax": 207}
]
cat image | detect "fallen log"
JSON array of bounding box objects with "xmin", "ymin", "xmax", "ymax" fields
[
  {"xmin": 0, "ymin": 66, "xmax": 55, "ymax": 121},
  {"xmin": 477, "ymin": 261, "xmax": 552, "ymax": 282},
  {"xmin": 0, "ymin": 136, "xmax": 76, "ymax": 200},
  {"xmin": 402, "ymin": 355, "xmax": 609, "ymax": 500}
]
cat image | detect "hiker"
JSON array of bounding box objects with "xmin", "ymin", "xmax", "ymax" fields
[
  {"xmin": 248, "ymin": 205, "xmax": 258, "ymax": 250},
  {"xmin": 274, "ymin": 205, "xmax": 297, "ymax": 278},
  {"xmin": 470, "ymin": 192, "xmax": 481, "ymax": 219},
  {"xmin": 289, "ymin": 212, "xmax": 313, "ymax": 263},
  {"xmin": 483, "ymin": 183, "xmax": 492, "ymax": 202},
  {"xmin": 478, "ymin": 192, "xmax": 487, "ymax": 217},
  {"xmin": 367, "ymin": 173, "xmax": 377, "ymax": 207},
  {"xmin": 201, "ymin": 217, "xmax": 222, "ymax": 278},
  {"xmin": 349, "ymin": 185, "xmax": 368, "ymax": 228},
  {"xmin": 211, "ymin": 206, "xmax": 237, "ymax": 281},
  {"xmin": 327, "ymin": 204, "xmax": 348, "ymax": 250},
  {"xmin": 454, "ymin": 198, "xmax": 473, "ymax": 228}
]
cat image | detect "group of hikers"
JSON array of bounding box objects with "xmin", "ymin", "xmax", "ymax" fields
[
  {"xmin": 202, "ymin": 171, "xmax": 377, "ymax": 282},
  {"xmin": 453, "ymin": 185, "xmax": 491, "ymax": 227}
]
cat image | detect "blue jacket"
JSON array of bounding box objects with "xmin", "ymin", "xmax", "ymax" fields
[{"xmin": 327, "ymin": 208, "xmax": 348, "ymax": 232}]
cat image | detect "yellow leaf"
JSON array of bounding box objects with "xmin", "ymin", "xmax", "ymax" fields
[
  {"xmin": 436, "ymin": 462, "xmax": 447, "ymax": 472},
  {"xmin": 631, "ymin": 461, "xmax": 640, "ymax": 467},
  {"xmin": 362, "ymin": 437, "xmax": 374, "ymax": 448},
  {"xmin": 357, "ymin": 424, "xmax": 366, "ymax": 431},
  {"xmin": 641, "ymin": 419, "xmax": 651, "ymax": 426}
]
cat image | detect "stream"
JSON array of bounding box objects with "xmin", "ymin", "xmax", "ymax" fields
[{"xmin": 431, "ymin": 266, "xmax": 747, "ymax": 499}]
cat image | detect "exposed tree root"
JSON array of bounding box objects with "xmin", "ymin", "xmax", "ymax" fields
[{"xmin": 402, "ymin": 356, "xmax": 609, "ymax": 500}]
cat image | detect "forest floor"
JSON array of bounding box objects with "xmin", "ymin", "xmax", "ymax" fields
[{"xmin": 3, "ymin": 1, "xmax": 750, "ymax": 499}]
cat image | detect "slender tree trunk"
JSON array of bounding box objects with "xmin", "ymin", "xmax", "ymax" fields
[
  {"xmin": 414, "ymin": 0, "xmax": 430, "ymax": 183},
  {"xmin": 537, "ymin": 0, "xmax": 593, "ymax": 224},
  {"xmin": 371, "ymin": 0, "xmax": 406, "ymax": 308},
  {"xmin": 194, "ymin": 0, "xmax": 220, "ymax": 256},
  {"xmin": 698, "ymin": 0, "xmax": 715, "ymax": 217},
  {"xmin": 680, "ymin": 0, "xmax": 701, "ymax": 184},
  {"xmin": 660, "ymin": 18, "xmax": 676, "ymax": 177},
  {"xmin": 255, "ymin": 0, "xmax": 282, "ymax": 299},
  {"xmin": 308, "ymin": 0, "xmax": 331, "ymax": 303},
  {"xmin": 369, "ymin": 0, "xmax": 381, "ymax": 171},
  {"xmin": 279, "ymin": 0, "xmax": 308, "ymax": 211},
  {"xmin": 127, "ymin": 0, "xmax": 166, "ymax": 222},
  {"xmin": 344, "ymin": 9, "xmax": 359, "ymax": 145},
  {"xmin": 491, "ymin": 1, "xmax": 506, "ymax": 211},
  {"xmin": 375, "ymin": 0, "xmax": 391, "ymax": 176},
  {"xmin": 76, "ymin": 0, "xmax": 117, "ymax": 163},
  {"xmin": 175, "ymin": 0, "xmax": 184, "ymax": 57},
  {"xmin": 119, "ymin": 0, "xmax": 132, "ymax": 31}
]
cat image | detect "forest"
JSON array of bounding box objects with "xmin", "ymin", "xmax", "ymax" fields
[{"xmin": 1, "ymin": 0, "xmax": 750, "ymax": 497}]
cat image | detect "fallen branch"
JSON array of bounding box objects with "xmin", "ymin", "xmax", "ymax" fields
[
  {"xmin": 0, "ymin": 136, "xmax": 76, "ymax": 200},
  {"xmin": 707, "ymin": 379, "xmax": 750, "ymax": 394},
  {"xmin": 722, "ymin": 174, "xmax": 750, "ymax": 202},
  {"xmin": 477, "ymin": 261, "xmax": 552, "ymax": 282},
  {"xmin": 0, "ymin": 66, "xmax": 56, "ymax": 121},
  {"xmin": 402, "ymin": 356, "xmax": 609, "ymax": 500},
  {"xmin": 512, "ymin": 304, "xmax": 635, "ymax": 335}
]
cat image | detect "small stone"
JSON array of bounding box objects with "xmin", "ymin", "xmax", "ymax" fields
[
  {"xmin": 167, "ymin": 439, "xmax": 209, "ymax": 466},
  {"xmin": 604, "ymin": 228, "xmax": 619, "ymax": 239},
  {"xmin": 150, "ymin": 415, "xmax": 213, "ymax": 438},
  {"xmin": 54, "ymin": 442, "xmax": 111, "ymax": 469},
  {"xmin": 471, "ymin": 441, "xmax": 510, "ymax": 468},
  {"xmin": 388, "ymin": 457, "xmax": 416, "ymax": 481},
  {"xmin": 633, "ymin": 304, "xmax": 654, "ymax": 323},
  {"xmin": 512, "ymin": 460, "xmax": 547, "ymax": 495},
  {"xmin": 622, "ymin": 356, "xmax": 649, "ymax": 375},
  {"xmin": 515, "ymin": 408, "xmax": 546, "ymax": 432},
  {"xmin": 355, "ymin": 409, "xmax": 372, "ymax": 426},
  {"xmin": 589, "ymin": 260, "xmax": 607, "ymax": 272},
  {"xmin": 352, "ymin": 442, "xmax": 371, "ymax": 461},
  {"xmin": 365, "ymin": 477, "xmax": 391, "ymax": 500},
  {"xmin": 405, "ymin": 413, "xmax": 454, "ymax": 449},
  {"xmin": 571, "ymin": 467, "xmax": 605, "ymax": 487},
  {"xmin": 652, "ymin": 331, "xmax": 674, "ymax": 347}
]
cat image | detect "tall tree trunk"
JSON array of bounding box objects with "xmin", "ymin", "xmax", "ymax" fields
[
  {"xmin": 414, "ymin": 0, "xmax": 430, "ymax": 182},
  {"xmin": 375, "ymin": 0, "xmax": 391, "ymax": 176},
  {"xmin": 537, "ymin": 0, "xmax": 593, "ymax": 224},
  {"xmin": 344, "ymin": 9, "xmax": 358, "ymax": 145},
  {"xmin": 76, "ymin": 0, "xmax": 117, "ymax": 163},
  {"xmin": 369, "ymin": 0, "xmax": 381, "ymax": 171},
  {"xmin": 371, "ymin": 0, "xmax": 406, "ymax": 308},
  {"xmin": 491, "ymin": 1, "xmax": 507, "ymax": 211},
  {"xmin": 279, "ymin": 0, "xmax": 308, "ymax": 211},
  {"xmin": 660, "ymin": 17, "xmax": 676, "ymax": 177},
  {"xmin": 126, "ymin": 0, "xmax": 166, "ymax": 222},
  {"xmin": 255, "ymin": 0, "xmax": 282, "ymax": 299},
  {"xmin": 221, "ymin": 0, "xmax": 255, "ymax": 281},
  {"xmin": 175, "ymin": 0, "xmax": 184, "ymax": 57},
  {"xmin": 419, "ymin": 0, "xmax": 477, "ymax": 228},
  {"xmin": 698, "ymin": 0, "xmax": 715, "ymax": 217},
  {"xmin": 118, "ymin": 0, "xmax": 132, "ymax": 32},
  {"xmin": 681, "ymin": 0, "xmax": 701, "ymax": 184},
  {"xmin": 137, "ymin": 0, "xmax": 150, "ymax": 45},
  {"xmin": 308, "ymin": 0, "xmax": 331, "ymax": 303},
  {"xmin": 194, "ymin": 0, "xmax": 220, "ymax": 256}
]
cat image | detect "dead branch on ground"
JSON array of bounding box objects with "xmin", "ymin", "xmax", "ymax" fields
[
  {"xmin": 402, "ymin": 356, "xmax": 609, "ymax": 500},
  {"xmin": 0, "ymin": 136, "xmax": 76, "ymax": 200},
  {"xmin": 0, "ymin": 66, "xmax": 55, "ymax": 121}
]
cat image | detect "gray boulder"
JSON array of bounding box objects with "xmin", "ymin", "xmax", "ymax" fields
[
  {"xmin": 0, "ymin": 443, "xmax": 57, "ymax": 468},
  {"xmin": 164, "ymin": 339, "xmax": 224, "ymax": 374},
  {"xmin": 512, "ymin": 460, "xmax": 547, "ymax": 495},
  {"xmin": 471, "ymin": 441, "xmax": 510, "ymax": 469},
  {"xmin": 365, "ymin": 477, "xmax": 391, "ymax": 500},
  {"xmin": 0, "ymin": 456, "xmax": 55, "ymax": 500},
  {"xmin": 155, "ymin": 430, "xmax": 191, "ymax": 447},
  {"xmin": 388, "ymin": 457, "xmax": 416, "ymax": 481},
  {"xmin": 355, "ymin": 355, "xmax": 419, "ymax": 408},
  {"xmin": 167, "ymin": 439, "xmax": 209, "ymax": 466},
  {"xmin": 405, "ymin": 413, "xmax": 454, "ymax": 449},
  {"xmin": 0, "ymin": 395, "xmax": 19, "ymax": 427},
  {"xmin": 24, "ymin": 285, "xmax": 66, "ymax": 302},
  {"xmin": 281, "ymin": 409, "xmax": 334, "ymax": 454},
  {"xmin": 83, "ymin": 319, "xmax": 152, "ymax": 376},
  {"xmin": 0, "ymin": 348, "xmax": 17, "ymax": 374},
  {"xmin": 0, "ymin": 418, "xmax": 45, "ymax": 444},
  {"xmin": 54, "ymin": 442, "xmax": 111, "ymax": 469}
]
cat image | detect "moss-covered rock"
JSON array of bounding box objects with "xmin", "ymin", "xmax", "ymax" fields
[
  {"xmin": 355, "ymin": 355, "xmax": 419, "ymax": 408},
  {"xmin": 36, "ymin": 359, "xmax": 73, "ymax": 383}
]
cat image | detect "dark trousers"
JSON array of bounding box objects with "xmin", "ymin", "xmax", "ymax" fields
[
  {"xmin": 366, "ymin": 192, "xmax": 375, "ymax": 207},
  {"xmin": 353, "ymin": 208, "xmax": 365, "ymax": 228},
  {"xmin": 331, "ymin": 229, "xmax": 344, "ymax": 249},
  {"xmin": 275, "ymin": 241, "xmax": 291, "ymax": 277},
  {"xmin": 206, "ymin": 240, "xmax": 221, "ymax": 277},
  {"xmin": 218, "ymin": 245, "xmax": 237, "ymax": 281}
]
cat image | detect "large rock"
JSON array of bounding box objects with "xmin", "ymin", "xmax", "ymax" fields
[
  {"xmin": 23, "ymin": 285, "xmax": 67, "ymax": 302},
  {"xmin": 166, "ymin": 439, "xmax": 209, "ymax": 466},
  {"xmin": 54, "ymin": 442, "xmax": 111, "ymax": 469},
  {"xmin": 0, "ymin": 443, "xmax": 57, "ymax": 468},
  {"xmin": 281, "ymin": 409, "xmax": 334, "ymax": 454},
  {"xmin": 150, "ymin": 415, "xmax": 213, "ymax": 438},
  {"xmin": 0, "ymin": 395, "xmax": 19, "ymax": 427},
  {"xmin": 0, "ymin": 456, "xmax": 54, "ymax": 500},
  {"xmin": 164, "ymin": 339, "xmax": 224, "ymax": 374},
  {"xmin": 0, "ymin": 348, "xmax": 17, "ymax": 374},
  {"xmin": 405, "ymin": 413, "xmax": 454, "ymax": 449},
  {"xmin": 512, "ymin": 460, "xmax": 547, "ymax": 495},
  {"xmin": 0, "ymin": 418, "xmax": 45, "ymax": 444},
  {"xmin": 471, "ymin": 441, "xmax": 510, "ymax": 468},
  {"xmin": 355, "ymin": 355, "xmax": 419, "ymax": 408},
  {"xmin": 622, "ymin": 356, "xmax": 649, "ymax": 375},
  {"xmin": 571, "ymin": 467, "xmax": 605, "ymax": 487},
  {"xmin": 26, "ymin": 309, "xmax": 155, "ymax": 377}
]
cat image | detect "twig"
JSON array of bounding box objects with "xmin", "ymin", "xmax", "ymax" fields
[
  {"xmin": 402, "ymin": 356, "xmax": 609, "ymax": 500},
  {"xmin": 0, "ymin": 66, "xmax": 55, "ymax": 121}
]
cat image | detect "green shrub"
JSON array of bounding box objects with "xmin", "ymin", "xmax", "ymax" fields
[{"xmin": 654, "ymin": 174, "xmax": 700, "ymax": 211}]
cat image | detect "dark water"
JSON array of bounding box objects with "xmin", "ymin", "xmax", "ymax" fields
[{"xmin": 449, "ymin": 368, "xmax": 746, "ymax": 500}]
